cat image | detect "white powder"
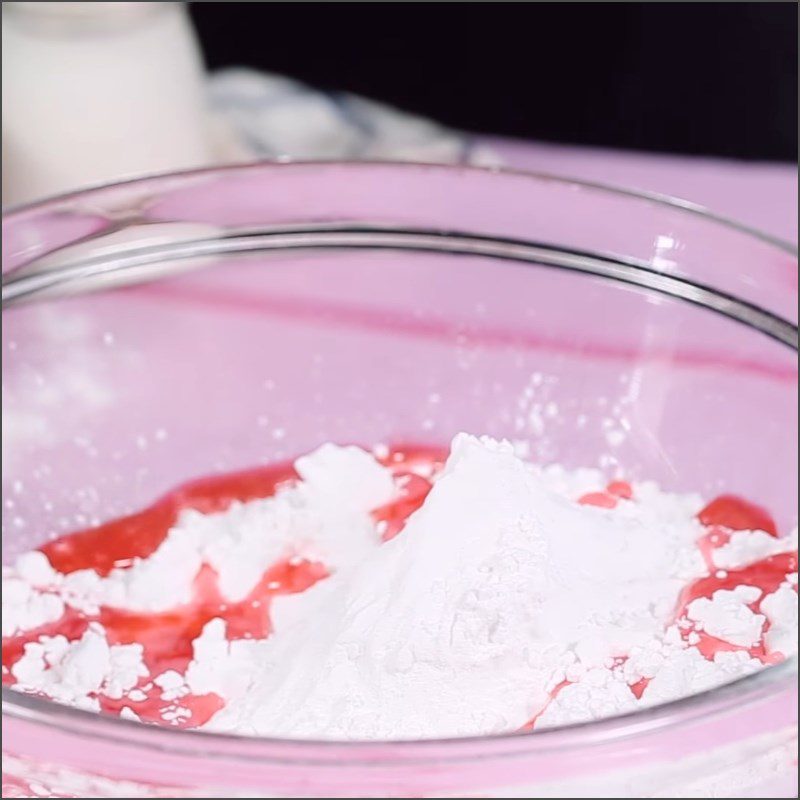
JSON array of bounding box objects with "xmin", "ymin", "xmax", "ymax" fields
[
  {"xmin": 20, "ymin": 443, "xmax": 396, "ymax": 615},
  {"xmin": 636, "ymin": 648, "xmax": 763, "ymax": 709},
  {"xmin": 686, "ymin": 586, "xmax": 766, "ymax": 647},
  {"xmin": 3, "ymin": 434, "xmax": 797, "ymax": 741},
  {"xmin": 760, "ymin": 584, "xmax": 799, "ymax": 656},
  {"xmin": 2, "ymin": 568, "xmax": 65, "ymax": 637},
  {"xmin": 535, "ymin": 666, "xmax": 639, "ymax": 728},
  {"xmin": 194, "ymin": 434, "xmax": 708, "ymax": 738},
  {"xmin": 713, "ymin": 529, "xmax": 797, "ymax": 570},
  {"xmin": 10, "ymin": 624, "xmax": 147, "ymax": 712}
]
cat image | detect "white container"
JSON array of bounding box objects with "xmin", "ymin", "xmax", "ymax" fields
[{"xmin": 2, "ymin": 2, "xmax": 213, "ymax": 206}]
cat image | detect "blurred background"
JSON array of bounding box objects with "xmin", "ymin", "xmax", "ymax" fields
[
  {"xmin": 2, "ymin": 1, "xmax": 797, "ymax": 238},
  {"xmin": 192, "ymin": 2, "xmax": 798, "ymax": 161}
]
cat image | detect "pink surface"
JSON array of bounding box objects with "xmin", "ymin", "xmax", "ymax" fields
[
  {"xmin": 486, "ymin": 137, "xmax": 798, "ymax": 243},
  {"xmin": 2, "ymin": 162, "xmax": 797, "ymax": 797}
]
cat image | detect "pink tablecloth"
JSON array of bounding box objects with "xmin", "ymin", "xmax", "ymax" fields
[{"xmin": 483, "ymin": 137, "xmax": 798, "ymax": 245}]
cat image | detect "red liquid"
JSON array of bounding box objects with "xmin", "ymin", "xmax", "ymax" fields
[
  {"xmin": 2, "ymin": 446, "xmax": 439, "ymax": 726},
  {"xmin": 519, "ymin": 679, "xmax": 571, "ymax": 732},
  {"xmin": 372, "ymin": 472, "xmax": 434, "ymax": 541},
  {"xmin": 668, "ymin": 496, "xmax": 794, "ymax": 667},
  {"xmin": 697, "ymin": 495, "xmax": 778, "ymax": 537},
  {"xmin": 40, "ymin": 462, "xmax": 302, "ymax": 577},
  {"xmin": 577, "ymin": 480, "xmax": 634, "ymax": 509},
  {"xmin": 3, "ymin": 448, "xmax": 796, "ymax": 732},
  {"xmin": 607, "ymin": 481, "xmax": 634, "ymax": 500}
]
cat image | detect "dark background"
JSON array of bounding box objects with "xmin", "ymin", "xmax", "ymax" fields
[{"xmin": 191, "ymin": 2, "xmax": 798, "ymax": 162}]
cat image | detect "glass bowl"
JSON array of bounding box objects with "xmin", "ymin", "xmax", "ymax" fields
[{"xmin": 2, "ymin": 162, "xmax": 797, "ymax": 798}]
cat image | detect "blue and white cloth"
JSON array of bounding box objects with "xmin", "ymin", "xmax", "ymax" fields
[{"xmin": 209, "ymin": 68, "xmax": 501, "ymax": 167}]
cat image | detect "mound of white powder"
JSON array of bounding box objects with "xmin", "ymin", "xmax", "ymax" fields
[{"xmin": 3, "ymin": 434, "xmax": 797, "ymax": 740}]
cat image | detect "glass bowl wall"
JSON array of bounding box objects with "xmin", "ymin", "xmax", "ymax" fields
[{"xmin": 2, "ymin": 162, "xmax": 797, "ymax": 798}]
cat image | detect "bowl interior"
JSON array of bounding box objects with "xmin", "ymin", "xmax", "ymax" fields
[{"xmin": 3, "ymin": 242, "xmax": 797, "ymax": 557}]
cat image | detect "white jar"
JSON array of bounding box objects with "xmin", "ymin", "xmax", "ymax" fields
[{"xmin": 2, "ymin": 2, "xmax": 213, "ymax": 206}]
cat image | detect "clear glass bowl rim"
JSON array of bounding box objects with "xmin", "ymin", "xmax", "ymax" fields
[{"xmin": 2, "ymin": 159, "xmax": 797, "ymax": 763}]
